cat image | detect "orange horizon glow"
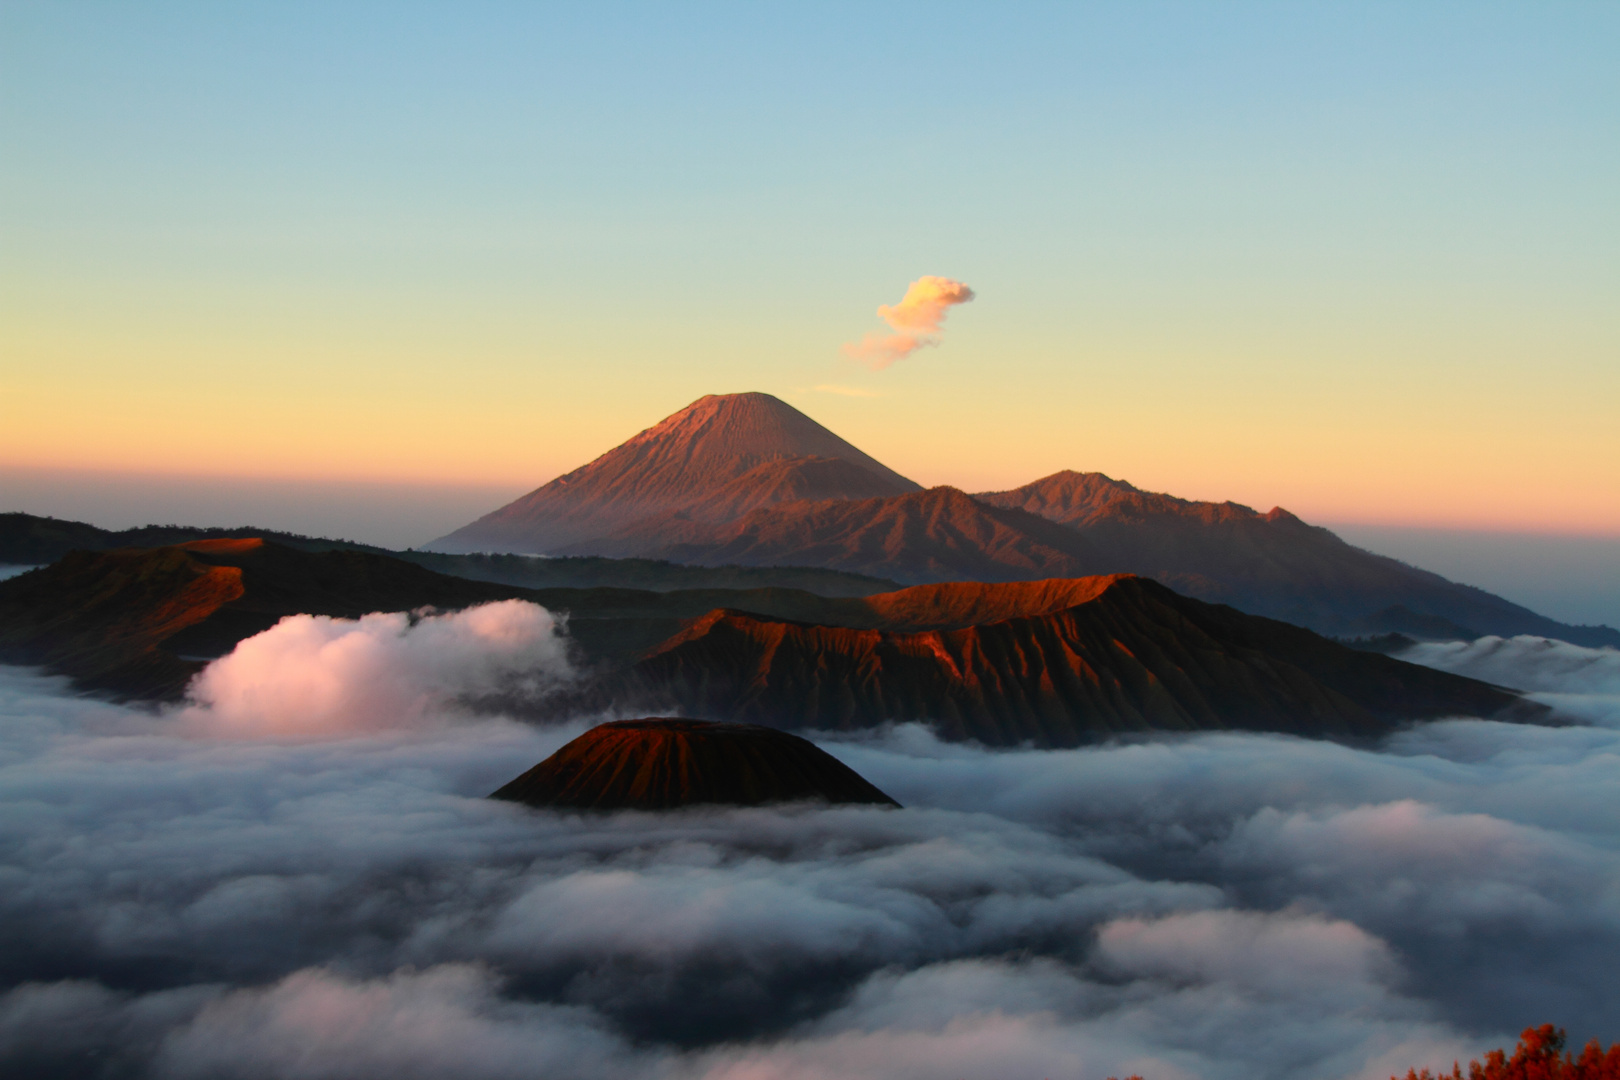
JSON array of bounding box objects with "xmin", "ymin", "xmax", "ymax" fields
[{"xmin": 5, "ymin": 454, "xmax": 1617, "ymax": 539}]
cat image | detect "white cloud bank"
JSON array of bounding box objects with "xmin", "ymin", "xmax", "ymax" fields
[
  {"xmin": 183, "ymin": 600, "xmax": 574, "ymax": 737},
  {"xmin": 1400, "ymin": 635, "xmax": 1620, "ymax": 726},
  {"xmin": 0, "ymin": 626, "xmax": 1617, "ymax": 1077}
]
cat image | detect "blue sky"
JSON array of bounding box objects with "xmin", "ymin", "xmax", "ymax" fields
[{"xmin": 3, "ymin": 2, "xmax": 1617, "ymax": 536}]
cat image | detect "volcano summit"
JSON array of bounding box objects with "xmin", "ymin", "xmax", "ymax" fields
[
  {"xmin": 431, "ymin": 392, "xmax": 921, "ymax": 554},
  {"xmin": 428, "ymin": 393, "xmax": 1617, "ymax": 646}
]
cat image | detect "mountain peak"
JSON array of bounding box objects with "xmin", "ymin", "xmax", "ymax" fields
[
  {"xmin": 429, "ymin": 393, "xmax": 921, "ymax": 554},
  {"xmin": 608, "ymin": 393, "xmax": 902, "ymax": 476},
  {"xmin": 490, "ymin": 718, "xmax": 900, "ymax": 811}
]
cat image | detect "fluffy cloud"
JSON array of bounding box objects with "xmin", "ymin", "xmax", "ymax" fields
[
  {"xmin": 1, "ymin": 624, "xmax": 1618, "ymax": 1077},
  {"xmin": 184, "ymin": 600, "xmax": 573, "ymax": 737},
  {"xmin": 1400, "ymin": 636, "xmax": 1620, "ymax": 726},
  {"xmin": 155, "ymin": 965, "xmax": 635, "ymax": 1080},
  {"xmin": 842, "ymin": 276, "xmax": 975, "ymax": 369}
]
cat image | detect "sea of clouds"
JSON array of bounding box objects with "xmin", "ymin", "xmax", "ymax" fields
[{"xmin": 1, "ymin": 607, "xmax": 1617, "ymax": 1080}]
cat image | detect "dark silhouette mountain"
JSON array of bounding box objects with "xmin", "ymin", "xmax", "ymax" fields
[
  {"xmin": 0, "ymin": 536, "xmax": 911, "ymax": 697},
  {"xmin": 429, "ymin": 393, "xmax": 921, "ymax": 553},
  {"xmin": 491, "ymin": 719, "xmax": 899, "ymax": 811},
  {"xmin": 973, "ymin": 471, "xmax": 1618, "ymax": 646},
  {"xmin": 0, "ymin": 511, "xmax": 387, "ymax": 564},
  {"xmin": 605, "ymin": 575, "xmax": 1546, "ymax": 747},
  {"xmin": 0, "ymin": 539, "xmax": 533, "ymax": 699},
  {"xmin": 0, "ymin": 511, "xmax": 899, "ymax": 597}
]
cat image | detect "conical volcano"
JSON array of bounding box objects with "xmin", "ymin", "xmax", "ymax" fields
[
  {"xmin": 429, "ymin": 393, "xmax": 921, "ymax": 554},
  {"xmin": 490, "ymin": 718, "xmax": 900, "ymax": 811}
]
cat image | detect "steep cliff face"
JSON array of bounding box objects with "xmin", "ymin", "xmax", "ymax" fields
[
  {"xmin": 611, "ymin": 576, "xmax": 1542, "ymax": 746},
  {"xmin": 430, "ymin": 393, "xmax": 921, "ymax": 553},
  {"xmin": 491, "ymin": 719, "xmax": 899, "ymax": 811}
]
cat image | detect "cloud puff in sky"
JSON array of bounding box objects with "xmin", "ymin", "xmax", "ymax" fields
[
  {"xmin": 184, "ymin": 600, "xmax": 573, "ymax": 737},
  {"xmin": 842, "ymin": 276, "xmax": 975, "ymax": 369}
]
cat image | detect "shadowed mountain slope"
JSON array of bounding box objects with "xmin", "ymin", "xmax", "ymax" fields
[
  {"xmin": 430, "ymin": 393, "xmax": 921, "ymax": 553},
  {"xmin": 0, "ymin": 540, "xmax": 533, "ymax": 699},
  {"xmin": 0, "ymin": 512, "xmax": 900, "ymax": 597},
  {"xmin": 0, "ymin": 538, "xmax": 914, "ymax": 696},
  {"xmin": 974, "ymin": 471, "xmax": 1618, "ymax": 646},
  {"xmin": 0, "ymin": 511, "xmax": 387, "ymax": 564},
  {"xmin": 607, "ymin": 575, "xmax": 1545, "ymax": 747},
  {"xmin": 640, "ymin": 486, "xmax": 1107, "ymax": 584},
  {"xmin": 491, "ymin": 719, "xmax": 899, "ymax": 811}
]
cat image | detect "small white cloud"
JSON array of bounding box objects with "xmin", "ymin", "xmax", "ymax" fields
[
  {"xmin": 842, "ymin": 276, "xmax": 975, "ymax": 369},
  {"xmin": 183, "ymin": 599, "xmax": 573, "ymax": 738}
]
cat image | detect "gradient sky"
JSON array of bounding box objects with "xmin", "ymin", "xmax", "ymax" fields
[{"xmin": 2, "ymin": 2, "xmax": 1617, "ymax": 535}]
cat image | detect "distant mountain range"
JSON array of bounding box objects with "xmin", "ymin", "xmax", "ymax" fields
[
  {"xmin": 429, "ymin": 392, "xmax": 1618, "ymax": 648},
  {"xmin": 0, "ymin": 511, "xmax": 897, "ymax": 596},
  {"xmin": 0, "ymin": 539, "xmax": 1544, "ymax": 744}
]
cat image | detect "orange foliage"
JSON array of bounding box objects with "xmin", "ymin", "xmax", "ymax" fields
[{"xmin": 1395, "ymin": 1026, "xmax": 1620, "ymax": 1080}]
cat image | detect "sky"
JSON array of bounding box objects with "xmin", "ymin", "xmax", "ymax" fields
[{"xmin": 2, "ymin": 3, "xmax": 1617, "ymax": 539}]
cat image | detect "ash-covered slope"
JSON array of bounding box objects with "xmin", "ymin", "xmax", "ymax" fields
[
  {"xmin": 491, "ymin": 719, "xmax": 899, "ymax": 811},
  {"xmin": 0, "ymin": 539, "xmax": 533, "ymax": 699},
  {"xmin": 975, "ymin": 471, "xmax": 1619, "ymax": 647},
  {"xmin": 644, "ymin": 486, "xmax": 1107, "ymax": 584},
  {"xmin": 609, "ymin": 576, "xmax": 1544, "ymax": 746},
  {"xmin": 430, "ymin": 393, "xmax": 921, "ymax": 554}
]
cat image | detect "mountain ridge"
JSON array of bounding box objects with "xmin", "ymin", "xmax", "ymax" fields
[
  {"xmin": 605, "ymin": 575, "xmax": 1548, "ymax": 746},
  {"xmin": 974, "ymin": 471, "xmax": 1612, "ymax": 645},
  {"xmin": 430, "ymin": 393, "xmax": 922, "ymax": 553},
  {"xmin": 422, "ymin": 394, "xmax": 1615, "ymax": 647},
  {"xmin": 0, "ymin": 541, "xmax": 1556, "ymax": 749}
]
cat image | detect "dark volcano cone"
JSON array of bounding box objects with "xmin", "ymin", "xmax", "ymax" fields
[{"xmin": 491, "ymin": 719, "xmax": 900, "ymax": 811}]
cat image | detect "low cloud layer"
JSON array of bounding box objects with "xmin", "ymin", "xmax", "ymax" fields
[
  {"xmin": 184, "ymin": 600, "xmax": 574, "ymax": 737},
  {"xmin": 1, "ymin": 626, "xmax": 1618, "ymax": 1078},
  {"xmin": 1399, "ymin": 635, "xmax": 1620, "ymax": 726},
  {"xmin": 843, "ymin": 276, "xmax": 975, "ymax": 369}
]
